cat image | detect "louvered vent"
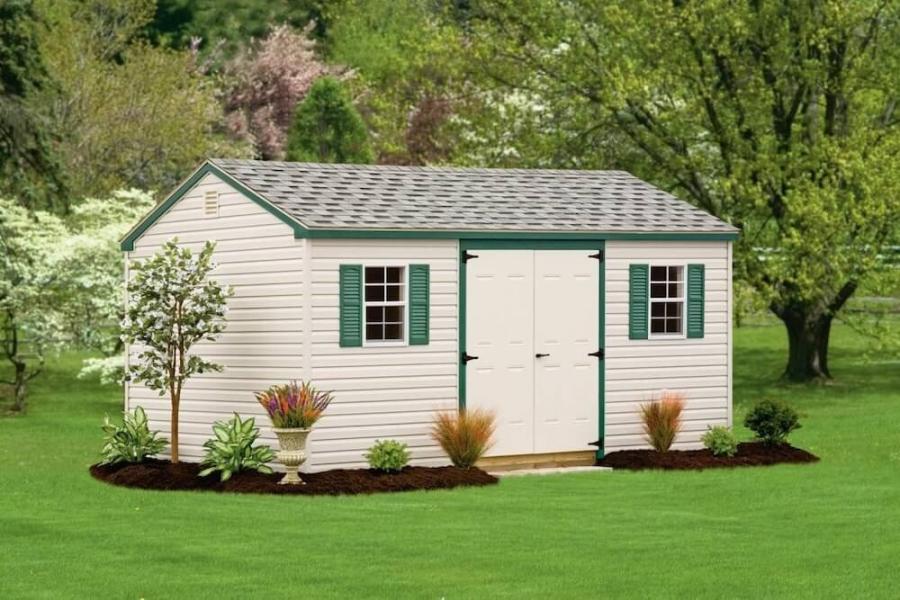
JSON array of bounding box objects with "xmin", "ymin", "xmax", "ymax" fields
[{"xmin": 203, "ymin": 191, "xmax": 219, "ymax": 216}]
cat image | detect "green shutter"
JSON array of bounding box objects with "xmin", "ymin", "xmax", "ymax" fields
[
  {"xmin": 339, "ymin": 264, "xmax": 363, "ymax": 347},
  {"xmin": 686, "ymin": 263, "xmax": 705, "ymax": 338},
  {"xmin": 629, "ymin": 264, "xmax": 649, "ymax": 340},
  {"xmin": 408, "ymin": 264, "xmax": 430, "ymax": 345}
]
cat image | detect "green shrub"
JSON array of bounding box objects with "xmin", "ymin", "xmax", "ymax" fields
[
  {"xmin": 701, "ymin": 425, "xmax": 738, "ymax": 457},
  {"xmin": 365, "ymin": 439, "xmax": 410, "ymax": 472},
  {"xmin": 100, "ymin": 406, "xmax": 168, "ymax": 465},
  {"xmin": 199, "ymin": 414, "xmax": 275, "ymax": 481},
  {"xmin": 744, "ymin": 400, "xmax": 801, "ymax": 444}
]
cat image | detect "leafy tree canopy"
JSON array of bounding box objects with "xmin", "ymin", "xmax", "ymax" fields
[
  {"xmin": 472, "ymin": 0, "xmax": 900, "ymax": 380},
  {"xmin": 285, "ymin": 76, "xmax": 373, "ymax": 164}
]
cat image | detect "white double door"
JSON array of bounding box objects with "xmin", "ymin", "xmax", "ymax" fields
[{"xmin": 465, "ymin": 250, "xmax": 600, "ymax": 456}]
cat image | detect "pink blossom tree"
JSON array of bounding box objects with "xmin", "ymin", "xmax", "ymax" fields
[{"xmin": 223, "ymin": 24, "xmax": 338, "ymax": 160}]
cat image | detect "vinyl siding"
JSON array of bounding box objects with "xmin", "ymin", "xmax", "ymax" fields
[
  {"xmin": 307, "ymin": 239, "xmax": 459, "ymax": 469},
  {"xmin": 125, "ymin": 173, "xmax": 307, "ymax": 464},
  {"xmin": 604, "ymin": 240, "xmax": 732, "ymax": 450}
]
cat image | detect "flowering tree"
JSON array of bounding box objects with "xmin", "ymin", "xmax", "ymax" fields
[
  {"xmin": 58, "ymin": 190, "xmax": 155, "ymax": 384},
  {"xmin": 223, "ymin": 24, "xmax": 334, "ymax": 160},
  {"xmin": 0, "ymin": 199, "xmax": 70, "ymax": 412},
  {"xmin": 122, "ymin": 240, "xmax": 232, "ymax": 462}
]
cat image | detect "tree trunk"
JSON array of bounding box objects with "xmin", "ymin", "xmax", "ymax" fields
[
  {"xmin": 171, "ymin": 392, "xmax": 180, "ymax": 463},
  {"xmin": 780, "ymin": 311, "xmax": 833, "ymax": 381},
  {"xmin": 11, "ymin": 360, "xmax": 27, "ymax": 413}
]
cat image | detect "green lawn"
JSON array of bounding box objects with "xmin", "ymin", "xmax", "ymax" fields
[{"xmin": 2, "ymin": 323, "xmax": 899, "ymax": 599}]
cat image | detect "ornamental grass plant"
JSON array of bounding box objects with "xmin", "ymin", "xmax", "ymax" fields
[
  {"xmin": 639, "ymin": 392, "xmax": 685, "ymax": 452},
  {"xmin": 255, "ymin": 380, "xmax": 333, "ymax": 429},
  {"xmin": 431, "ymin": 408, "xmax": 496, "ymax": 468}
]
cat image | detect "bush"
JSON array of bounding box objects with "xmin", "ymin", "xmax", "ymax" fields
[
  {"xmin": 639, "ymin": 392, "xmax": 685, "ymax": 452},
  {"xmin": 431, "ymin": 409, "xmax": 496, "ymax": 468},
  {"xmin": 255, "ymin": 380, "xmax": 334, "ymax": 428},
  {"xmin": 744, "ymin": 400, "xmax": 801, "ymax": 444},
  {"xmin": 199, "ymin": 414, "xmax": 275, "ymax": 481},
  {"xmin": 100, "ymin": 406, "xmax": 168, "ymax": 465},
  {"xmin": 365, "ymin": 439, "xmax": 411, "ymax": 473},
  {"xmin": 701, "ymin": 425, "xmax": 739, "ymax": 457}
]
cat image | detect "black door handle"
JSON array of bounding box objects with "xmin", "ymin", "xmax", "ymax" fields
[
  {"xmin": 535, "ymin": 353, "xmax": 550, "ymax": 358},
  {"xmin": 461, "ymin": 352, "xmax": 479, "ymax": 364},
  {"xmin": 588, "ymin": 349, "xmax": 605, "ymax": 359}
]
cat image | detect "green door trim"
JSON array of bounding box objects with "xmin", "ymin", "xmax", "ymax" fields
[{"xmin": 458, "ymin": 239, "xmax": 606, "ymax": 459}]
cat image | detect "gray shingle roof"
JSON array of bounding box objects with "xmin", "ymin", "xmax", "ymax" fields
[{"xmin": 210, "ymin": 159, "xmax": 736, "ymax": 234}]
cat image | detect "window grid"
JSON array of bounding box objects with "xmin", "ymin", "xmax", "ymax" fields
[
  {"xmin": 364, "ymin": 266, "xmax": 406, "ymax": 343},
  {"xmin": 650, "ymin": 265, "xmax": 684, "ymax": 335}
]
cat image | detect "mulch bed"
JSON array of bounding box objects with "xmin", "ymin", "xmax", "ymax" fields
[
  {"xmin": 89, "ymin": 459, "xmax": 498, "ymax": 496},
  {"xmin": 596, "ymin": 442, "xmax": 819, "ymax": 471}
]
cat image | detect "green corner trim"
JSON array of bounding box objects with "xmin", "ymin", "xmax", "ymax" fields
[{"xmin": 119, "ymin": 162, "xmax": 308, "ymax": 251}]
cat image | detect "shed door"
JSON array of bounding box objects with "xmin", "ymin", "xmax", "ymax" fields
[{"xmin": 465, "ymin": 250, "xmax": 600, "ymax": 456}]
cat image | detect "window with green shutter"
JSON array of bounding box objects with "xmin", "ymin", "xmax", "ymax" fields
[
  {"xmin": 339, "ymin": 264, "xmax": 363, "ymax": 347},
  {"xmin": 408, "ymin": 264, "xmax": 430, "ymax": 345},
  {"xmin": 629, "ymin": 264, "xmax": 649, "ymax": 340},
  {"xmin": 686, "ymin": 263, "xmax": 705, "ymax": 338}
]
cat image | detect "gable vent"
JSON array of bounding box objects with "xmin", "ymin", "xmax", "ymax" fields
[{"xmin": 203, "ymin": 191, "xmax": 219, "ymax": 217}]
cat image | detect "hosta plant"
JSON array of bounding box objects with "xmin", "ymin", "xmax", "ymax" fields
[
  {"xmin": 365, "ymin": 439, "xmax": 411, "ymax": 473},
  {"xmin": 701, "ymin": 425, "xmax": 739, "ymax": 457},
  {"xmin": 255, "ymin": 380, "xmax": 333, "ymax": 429},
  {"xmin": 199, "ymin": 414, "xmax": 275, "ymax": 481},
  {"xmin": 100, "ymin": 406, "xmax": 168, "ymax": 465},
  {"xmin": 431, "ymin": 409, "xmax": 496, "ymax": 468},
  {"xmin": 639, "ymin": 392, "xmax": 685, "ymax": 452}
]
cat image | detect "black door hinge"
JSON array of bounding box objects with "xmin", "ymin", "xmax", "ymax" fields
[
  {"xmin": 589, "ymin": 250, "xmax": 604, "ymax": 262},
  {"xmin": 588, "ymin": 348, "xmax": 605, "ymax": 360},
  {"xmin": 462, "ymin": 251, "xmax": 479, "ymax": 263},
  {"xmin": 461, "ymin": 352, "xmax": 479, "ymax": 364}
]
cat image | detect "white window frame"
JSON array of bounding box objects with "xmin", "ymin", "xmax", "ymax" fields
[
  {"xmin": 362, "ymin": 263, "xmax": 409, "ymax": 347},
  {"xmin": 648, "ymin": 262, "xmax": 686, "ymax": 339}
]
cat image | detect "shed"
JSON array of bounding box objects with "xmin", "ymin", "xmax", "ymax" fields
[{"xmin": 121, "ymin": 159, "xmax": 738, "ymax": 470}]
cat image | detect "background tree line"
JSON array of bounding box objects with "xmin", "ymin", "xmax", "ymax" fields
[{"xmin": 1, "ymin": 0, "xmax": 898, "ymax": 411}]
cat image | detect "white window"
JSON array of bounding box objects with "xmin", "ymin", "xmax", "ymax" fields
[
  {"xmin": 650, "ymin": 265, "xmax": 684, "ymax": 336},
  {"xmin": 364, "ymin": 266, "xmax": 406, "ymax": 343}
]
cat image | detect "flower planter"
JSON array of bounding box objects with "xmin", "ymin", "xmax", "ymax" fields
[{"xmin": 272, "ymin": 427, "xmax": 311, "ymax": 485}]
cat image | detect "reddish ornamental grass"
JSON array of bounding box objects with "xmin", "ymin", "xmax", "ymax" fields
[
  {"xmin": 431, "ymin": 408, "xmax": 496, "ymax": 468},
  {"xmin": 639, "ymin": 392, "xmax": 685, "ymax": 452}
]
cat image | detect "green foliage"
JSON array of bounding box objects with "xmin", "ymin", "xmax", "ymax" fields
[
  {"xmin": 285, "ymin": 76, "xmax": 373, "ymax": 164},
  {"xmin": 701, "ymin": 426, "xmax": 738, "ymax": 458},
  {"xmin": 744, "ymin": 400, "xmax": 801, "ymax": 445},
  {"xmin": 35, "ymin": 0, "xmax": 249, "ymax": 199},
  {"xmin": 198, "ymin": 414, "xmax": 274, "ymax": 481},
  {"xmin": 471, "ymin": 0, "xmax": 900, "ymax": 380},
  {"xmin": 0, "ymin": 0, "xmax": 65, "ymax": 210},
  {"xmin": 326, "ymin": 0, "xmax": 467, "ymax": 163},
  {"xmin": 99, "ymin": 406, "xmax": 167, "ymax": 465},
  {"xmin": 0, "ymin": 198, "xmax": 70, "ymax": 411},
  {"xmin": 122, "ymin": 239, "xmax": 232, "ymax": 461},
  {"xmin": 365, "ymin": 439, "xmax": 410, "ymax": 473}
]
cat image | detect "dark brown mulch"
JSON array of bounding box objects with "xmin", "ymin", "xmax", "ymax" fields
[
  {"xmin": 89, "ymin": 459, "xmax": 498, "ymax": 496},
  {"xmin": 596, "ymin": 441, "xmax": 819, "ymax": 471}
]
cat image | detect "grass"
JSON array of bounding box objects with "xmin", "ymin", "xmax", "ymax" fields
[{"xmin": 1, "ymin": 322, "xmax": 899, "ymax": 599}]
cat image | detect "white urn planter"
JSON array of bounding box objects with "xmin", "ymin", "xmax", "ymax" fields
[{"xmin": 272, "ymin": 427, "xmax": 311, "ymax": 485}]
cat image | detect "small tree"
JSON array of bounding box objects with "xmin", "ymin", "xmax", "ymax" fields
[
  {"xmin": 122, "ymin": 239, "xmax": 232, "ymax": 463},
  {"xmin": 285, "ymin": 76, "xmax": 373, "ymax": 164},
  {"xmin": 0, "ymin": 199, "xmax": 70, "ymax": 412}
]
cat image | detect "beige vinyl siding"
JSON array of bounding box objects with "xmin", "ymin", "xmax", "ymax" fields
[
  {"xmin": 604, "ymin": 240, "xmax": 732, "ymax": 450},
  {"xmin": 125, "ymin": 173, "xmax": 307, "ymax": 464},
  {"xmin": 307, "ymin": 239, "xmax": 459, "ymax": 469}
]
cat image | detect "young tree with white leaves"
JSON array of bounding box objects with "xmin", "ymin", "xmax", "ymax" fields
[{"xmin": 122, "ymin": 240, "xmax": 232, "ymax": 463}]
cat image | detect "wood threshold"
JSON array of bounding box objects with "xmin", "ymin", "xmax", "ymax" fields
[{"xmin": 477, "ymin": 450, "xmax": 596, "ymax": 472}]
